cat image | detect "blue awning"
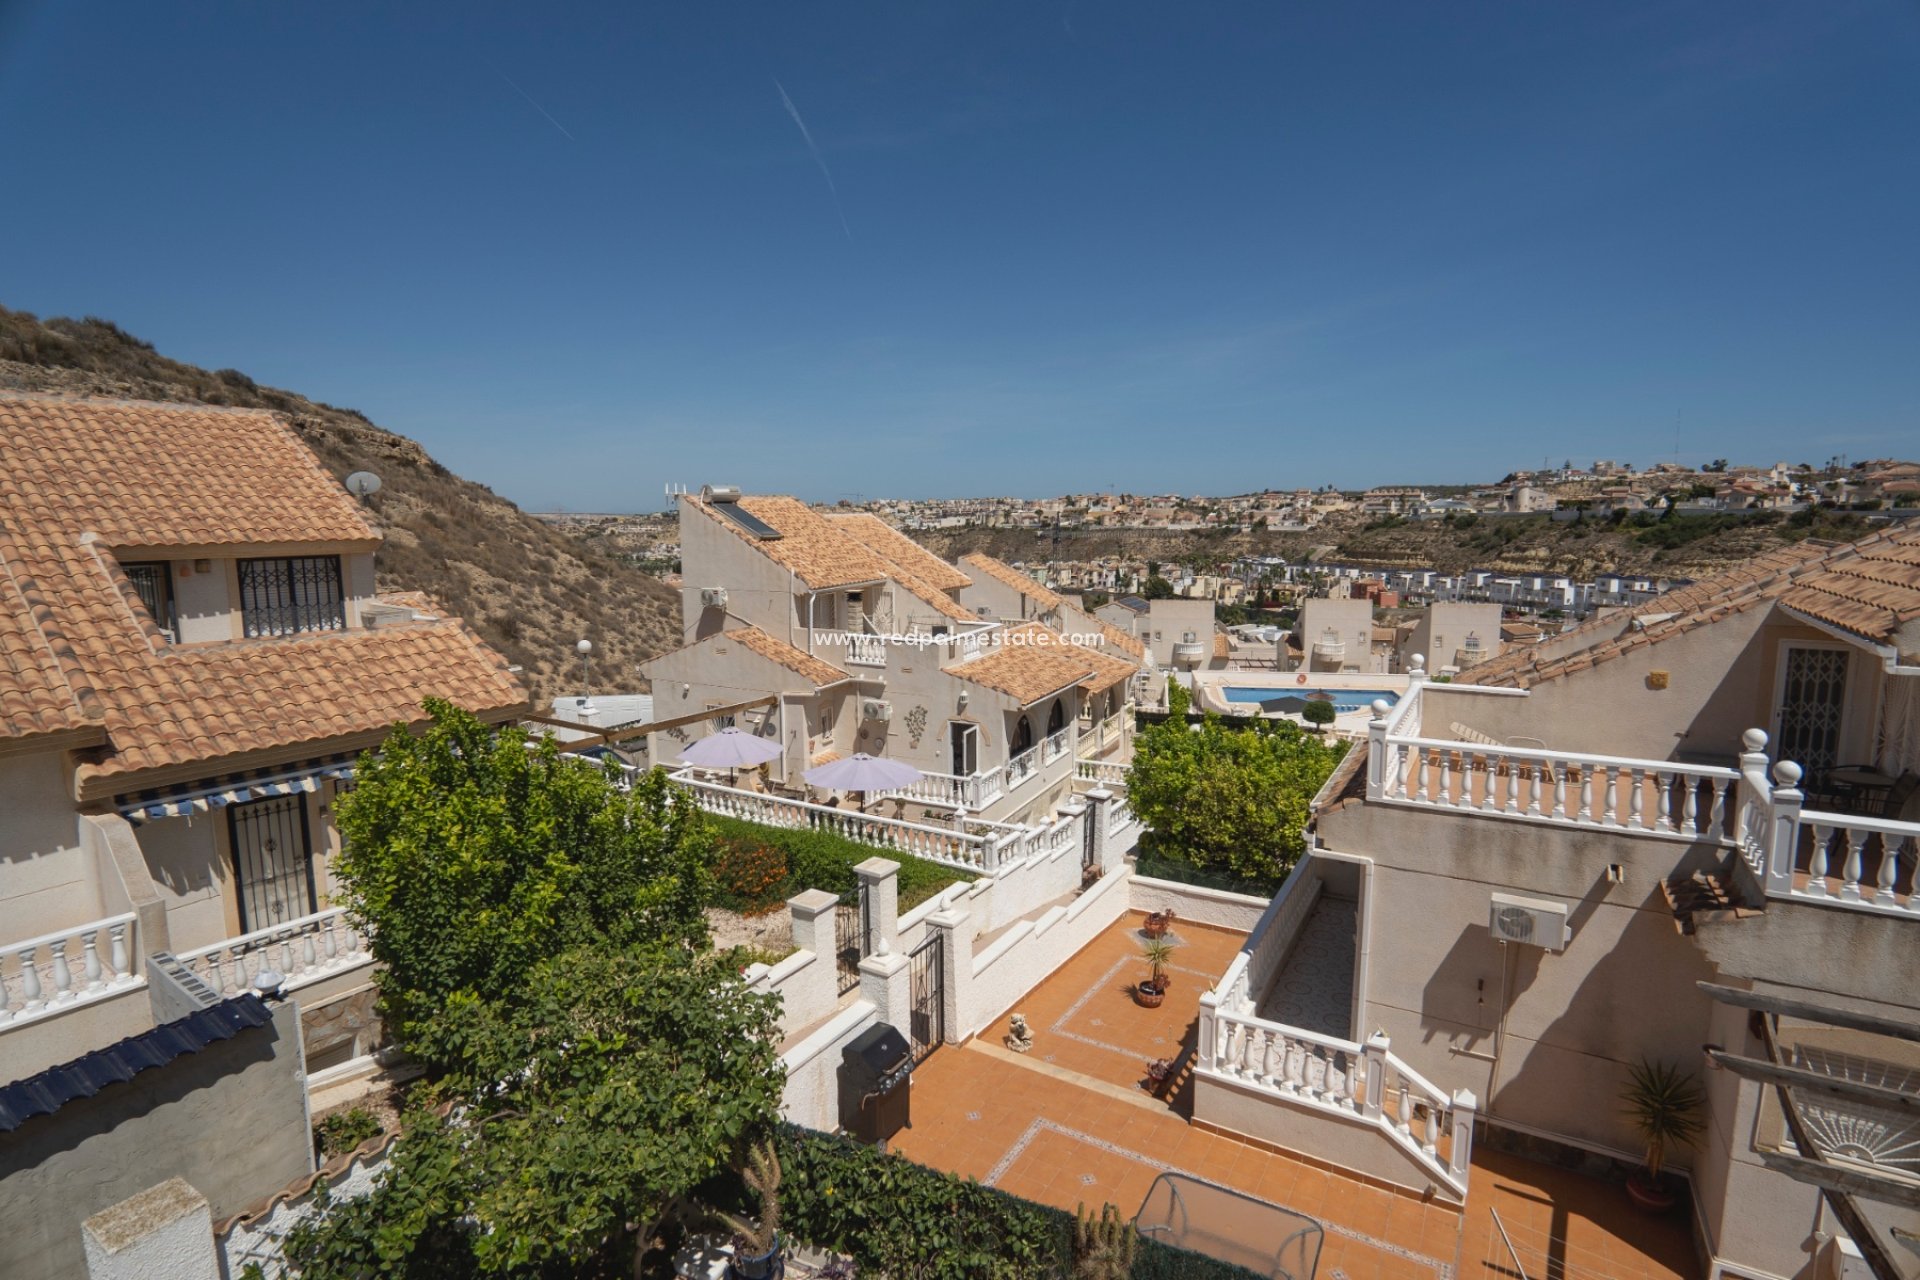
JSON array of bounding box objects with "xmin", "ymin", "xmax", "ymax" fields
[{"xmin": 117, "ymin": 759, "xmax": 356, "ymax": 825}]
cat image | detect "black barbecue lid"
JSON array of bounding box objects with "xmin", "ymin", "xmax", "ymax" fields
[{"xmin": 844, "ymin": 1022, "xmax": 910, "ymax": 1070}]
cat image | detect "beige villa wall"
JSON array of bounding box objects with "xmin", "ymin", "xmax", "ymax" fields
[
  {"xmin": 1453, "ymin": 606, "xmax": 1882, "ymax": 767},
  {"xmin": 957, "ymin": 569, "xmax": 1046, "ymax": 625},
  {"xmin": 1296, "ymin": 598, "xmax": 1374, "ymax": 674},
  {"xmin": 675, "ymin": 497, "xmax": 801, "ymax": 641},
  {"xmin": 0, "ymin": 751, "xmax": 100, "ymax": 944},
  {"xmin": 1319, "ymin": 801, "xmax": 1723, "ymax": 1165},
  {"xmin": 0, "ymin": 1000, "xmax": 312, "ymax": 1280},
  {"xmin": 1146, "ymin": 598, "xmax": 1217, "ymax": 668},
  {"xmin": 1405, "ymin": 602, "xmax": 1503, "ymax": 676},
  {"xmin": 135, "ymin": 813, "xmax": 233, "ymax": 954}
]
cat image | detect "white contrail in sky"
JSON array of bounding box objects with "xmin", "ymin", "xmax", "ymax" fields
[
  {"xmin": 775, "ymin": 79, "xmax": 853, "ymax": 242},
  {"xmin": 503, "ymin": 74, "xmax": 575, "ymax": 141}
]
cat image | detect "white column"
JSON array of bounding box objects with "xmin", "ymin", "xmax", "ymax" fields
[
  {"xmin": 785, "ymin": 889, "xmax": 842, "ymax": 1023},
  {"xmin": 1083, "ymin": 787, "xmax": 1119, "ymax": 873},
  {"xmin": 1363, "ymin": 1030, "xmax": 1390, "ymax": 1120},
  {"xmin": 853, "ymin": 857, "xmax": 900, "ymax": 956},
  {"xmin": 1448, "ymin": 1088, "xmax": 1479, "ymax": 1184},
  {"xmin": 82, "ymin": 1179, "xmax": 220, "ymax": 1280},
  {"xmin": 1366, "ymin": 702, "xmax": 1391, "ymax": 800},
  {"xmin": 858, "ymin": 942, "xmax": 913, "ymax": 1036},
  {"xmin": 1767, "ymin": 760, "xmax": 1804, "ymax": 897}
]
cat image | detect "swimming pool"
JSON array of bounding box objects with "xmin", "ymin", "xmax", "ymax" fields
[{"xmin": 1220, "ymin": 686, "xmax": 1401, "ymax": 715}]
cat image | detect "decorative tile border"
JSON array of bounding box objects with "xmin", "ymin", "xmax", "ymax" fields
[
  {"xmin": 1046, "ymin": 954, "xmax": 1218, "ymax": 1063},
  {"xmin": 983, "ymin": 1116, "xmax": 1452, "ymax": 1278}
]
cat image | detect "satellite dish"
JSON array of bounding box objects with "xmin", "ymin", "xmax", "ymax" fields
[{"xmin": 345, "ymin": 471, "xmax": 383, "ymax": 499}]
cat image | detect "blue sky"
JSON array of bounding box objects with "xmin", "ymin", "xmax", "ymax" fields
[{"xmin": 3, "ymin": 2, "xmax": 1916, "ymax": 508}]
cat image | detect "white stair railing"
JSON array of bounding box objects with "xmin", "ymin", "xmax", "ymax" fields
[{"xmin": 671, "ymin": 770, "xmax": 992, "ymax": 872}]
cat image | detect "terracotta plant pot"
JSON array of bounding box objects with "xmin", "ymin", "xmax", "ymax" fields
[
  {"xmin": 1625, "ymin": 1170, "xmax": 1677, "ymax": 1214},
  {"xmin": 1135, "ymin": 981, "xmax": 1166, "ymax": 1009}
]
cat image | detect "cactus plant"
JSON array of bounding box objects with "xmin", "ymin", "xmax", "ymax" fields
[
  {"xmin": 720, "ymin": 1138, "xmax": 784, "ymax": 1278},
  {"xmin": 1073, "ymin": 1201, "xmax": 1138, "ymax": 1279}
]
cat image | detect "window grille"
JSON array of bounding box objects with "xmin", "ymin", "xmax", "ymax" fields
[
  {"xmin": 238, "ymin": 557, "xmax": 346, "ymax": 637},
  {"xmin": 122, "ymin": 562, "xmax": 177, "ymax": 642}
]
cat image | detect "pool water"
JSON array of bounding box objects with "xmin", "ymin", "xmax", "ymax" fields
[{"xmin": 1220, "ymin": 686, "xmax": 1400, "ymax": 715}]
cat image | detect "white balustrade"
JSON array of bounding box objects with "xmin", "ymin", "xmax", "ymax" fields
[
  {"xmin": 1728, "ymin": 737, "xmax": 1920, "ymax": 917},
  {"xmin": 1369, "ymin": 698, "xmax": 1740, "ymax": 843},
  {"xmin": 672, "ymin": 771, "xmax": 992, "ymax": 872},
  {"xmin": 0, "ymin": 913, "xmax": 140, "ymax": 1026},
  {"xmin": 177, "ymin": 907, "xmax": 371, "ymax": 998},
  {"xmin": 1042, "ymin": 727, "xmax": 1071, "ymax": 764},
  {"xmin": 1076, "ymin": 756, "xmax": 1129, "ymax": 787},
  {"xmin": 1006, "ymin": 746, "xmax": 1040, "ymax": 791},
  {"xmin": 1196, "ymin": 998, "xmax": 1472, "ymax": 1199},
  {"xmin": 844, "ymin": 633, "xmax": 887, "ymax": 668},
  {"xmin": 880, "ymin": 769, "xmax": 991, "ymax": 811}
]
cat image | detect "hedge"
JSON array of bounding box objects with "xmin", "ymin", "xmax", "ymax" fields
[
  {"xmin": 705, "ymin": 817, "xmax": 973, "ymax": 915},
  {"xmin": 759, "ymin": 1125, "xmax": 1270, "ymax": 1280}
]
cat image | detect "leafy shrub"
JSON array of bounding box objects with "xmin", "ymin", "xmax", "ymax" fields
[
  {"xmin": 767, "ymin": 1125, "xmax": 1264, "ymax": 1280},
  {"xmin": 713, "ymin": 836, "xmax": 792, "ymax": 915},
  {"xmin": 315, "ymin": 1107, "xmax": 383, "ymax": 1158}
]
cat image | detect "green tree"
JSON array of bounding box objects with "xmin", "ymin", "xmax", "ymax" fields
[
  {"xmin": 334, "ymin": 699, "xmax": 714, "ymax": 1067},
  {"xmin": 1126, "ymin": 705, "xmax": 1347, "ymax": 886},
  {"xmin": 283, "ymin": 945, "xmax": 785, "ymax": 1279},
  {"xmin": 1300, "ymin": 699, "xmax": 1337, "ymax": 730},
  {"xmin": 1142, "ymin": 575, "xmax": 1176, "ymax": 600},
  {"xmin": 1081, "ymin": 589, "xmax": 1111, "ymax": 611}
]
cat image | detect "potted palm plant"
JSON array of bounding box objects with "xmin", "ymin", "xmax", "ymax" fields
[
  {"xmin": 1620, "ymin": 1057, "xmax": 1704, "ymax": 1213},
  {"xmin": 720, "ymin": 1139, "xmax": 784, "ymax": 1279},
  {"xmin": 1134, "ymin": 936, "xmax": 1177, "ymax": 1008}
]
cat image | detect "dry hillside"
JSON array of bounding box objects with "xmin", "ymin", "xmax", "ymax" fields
[
  {"xmin": 913, "ymin": 506, "xmax": 1878, "ymax": 580},
  {"xmin": 0, "ymin": 306, "xmax": 680, "ymax": 699}
]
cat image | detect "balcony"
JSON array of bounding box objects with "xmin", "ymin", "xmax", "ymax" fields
[
  {"xmin": 844, "ymin": 632, "xmax": 887, "ymax": 668},
  {"xmin": 1360, "ymin": 676, "xmax": 1920, "ymax": 921},
  {"xmin": 0, "ymin": 913, "xmax": 141, "ymax": 1028}
]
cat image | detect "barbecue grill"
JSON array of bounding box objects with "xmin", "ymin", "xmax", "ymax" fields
[{"xmin": 839, "ymin": 1022, "xmax": 912, "ymax": 1146}]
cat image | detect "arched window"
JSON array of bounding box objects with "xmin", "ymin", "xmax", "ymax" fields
[
  {"xmin": 1046, "ymin": 699, "xmax": 1066, "ymax": 736},
  {"xmin": 1011, "ymin": 715, "xmax": 1033, "ymax": 756}
]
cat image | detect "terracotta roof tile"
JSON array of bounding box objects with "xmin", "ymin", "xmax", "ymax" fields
[
  {"xmin": 0, "ymin": 395, "xmax": 527, "ymax": 790},
  {"xmin": 1068, "ymin": 633, "xmax": 1140, "ymax": 694},
  {"xmin": 1087, "ymin": 617, "xmax": 1146, "ymax": 662},
  {"xmin": 959, "ymin": 553, "xmax": 1065, "ymax": 611},
  {"xmin": 955, "ymin": 623, "xmax": 1098, "ymax": 705},
  {"xmin": 689, "ymin": 496, "xmax": 889, "ymax": 591},
  {"xmin": 730, "ymin": 626, "xmax": 851, "ymax": 688},
  {"xmin": 1461, "ymin": 527, "xmax": 1920, "ymax": 687},
  {"xmin": 827, "ymin": 514, "xmax": 973, "ymax": 591}
]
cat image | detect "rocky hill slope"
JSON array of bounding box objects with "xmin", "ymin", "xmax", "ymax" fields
[{"xmin": 0, "ymin": 306, "xmax": 680, "ymax": 699}]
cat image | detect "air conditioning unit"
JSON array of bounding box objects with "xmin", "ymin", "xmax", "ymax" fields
[
  {"xmin": 860, "ymin": 698, "xmax": 893, "ymax": 723},
  {"xmin": 1489, "ymin": 893, "xmax": 1570, "ymax": 951},
  {"xmin": 700, "ymin": 588, "xmax": 728, "ymax": 610}
]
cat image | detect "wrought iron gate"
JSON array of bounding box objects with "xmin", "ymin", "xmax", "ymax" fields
[
  {"xmin": 834, "ymin": 884, "xmax": 869, "ymax": 995},
  {"xmin": 228, "ymin": 793, "xmax": 318, "ymax": 932},
  {"xmin": 907, "ymin": 933, "xmax": 944, "ymax": 1064}
]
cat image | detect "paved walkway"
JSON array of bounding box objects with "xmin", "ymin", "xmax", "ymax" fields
[{"xmin": 890, "ymin": 911, "xmax": 1698, "ymax": 1280}]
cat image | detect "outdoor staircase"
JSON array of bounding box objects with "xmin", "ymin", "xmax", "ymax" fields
[{"xmin": 1661, "ymin": 858, "xmax": 1765, "ymax": 936}]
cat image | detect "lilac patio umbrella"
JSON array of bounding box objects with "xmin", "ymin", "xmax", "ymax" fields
[
  {"xmin": 802, "ymin": 752, "xmax": 923, "ymax": 805},
  {"xmin": 679, "ymin": 726, "xmax": 783, "ymax": 785}
]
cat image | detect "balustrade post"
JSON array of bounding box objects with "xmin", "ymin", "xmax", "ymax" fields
[
  {"xmin": 1366, "ymin": 702, "xmax": 1390, "ymax": 800},
  {"xmin": 82, "ymin": 930, "xmax": 104, "ymax": 991},
  {"xmin": 1363, "ymin": 1030, "xmax": 1389, "ymax": 1120},
  {"xmin": 109, "ymin": 923, "xmax": 131, "ymax": 981},
  {"xmin": 51, "ymin": 940, "xmax": 74, "ymax": 1002},
  {"xmin": 1197, "ymin": 991, "xmax": 1220, "ymax": 1072},
  {"xmin": 1448, "ymin": 1088, "xmax": 1478, "ymax": 1182},
  {"xmin": 19, "ymin": 946, "xmax": 44, "ymax": 1010},
  {"xmin": 1768, "ymin": 760, "xmax": 1805, "ymax": 897}
]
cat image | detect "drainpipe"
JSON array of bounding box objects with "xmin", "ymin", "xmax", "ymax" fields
[
  {"xmin": 806, "ymin": 591, "xmax": 816, "ymax": 654},
  {"xmin": 1484, "ymin": 939, "xmax": 1517, "ymax": 1118}
]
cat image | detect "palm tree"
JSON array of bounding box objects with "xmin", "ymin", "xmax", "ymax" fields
[{"xmin": 1620, "ymin": 1058, "xmax": 1705, "ymax": 1188}]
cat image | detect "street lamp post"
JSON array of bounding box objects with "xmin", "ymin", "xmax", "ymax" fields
[{"xmin": 576, "ymin": 638, "xmax": 594, "ymax": 715}]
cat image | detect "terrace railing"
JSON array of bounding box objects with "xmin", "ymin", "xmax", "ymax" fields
[
  {"xmin": 1366, "ymin": 681, "xmax": 1741, "ymax": 844},
  {"xmin": 1042, "ymin": 727, "xmax": 1071, "ymax": 764},
  {"xmin": 844, "ymin": 633, "xmax": 887, "ymax": 668},
  {"xmin": 879, "ymin": 768, "xmax": 1002, "ymax": 812},
  {"xmin": 1734, "ymin": 731, "xmax": 1920, "ymax": 919},
  {"xmin": 177, "ymin": 907, "xmax": 371, "ymax": 999},
  {"xmin": 1076, "ymin": 756, "xmax": 1129, "ymax": 788},
  {"xmin": 671, "ymin": 770, "xmax": 995, "ymax": 872},
  {"xmin": 0, "ymin": 913, "xmax": 141, "ymax": 1028},
  {"xmin": 1006, "ymin": 746, "xmax": 1041, "ymax": 792}
]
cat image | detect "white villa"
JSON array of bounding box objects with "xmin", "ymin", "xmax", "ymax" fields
[{"xmin": 1195, "ymin": 529, "xmax": 1920, "ymax": 1278}]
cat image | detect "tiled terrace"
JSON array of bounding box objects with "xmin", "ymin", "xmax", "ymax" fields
[{"xmin": 890, "ymin": 912, "xmax": 1698, "ymax": 1280}]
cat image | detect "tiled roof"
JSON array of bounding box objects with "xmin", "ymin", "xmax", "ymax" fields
[
  {"xmin": 0, "ymin": 395, "xmax": 377, "ymax": 550},
  {"xmin": 959, "ymin": 553, "xmax": 1065, "ymax": 611},
  {"xmin": 730, "ymin": 625, "xmax": 852, "ymax": 688},
  {"xmin": 1088, "ymin": 617, "xmax": 1146, "ymax": 662},
  {"xmin": 1214, "ymin": 633, "xmax": 1231, "ymax": 660},
  {"xmin": 828, "ymin": 514, "xmax": 973, "ymax": 591},
  {"xmin": 1068, "ymin": 634, "xmax": 1140, "ymax": 694},
  {"xmin": 956, "ymin": 623, "xmax": 1098, "ymax": 706},
  {"xmin": 1461, "ymin": 528, "xmax": 1920, "ymax": 688},
  {"xmin": 0, "ymin": 395, "xmax": 528, "ymax": 792},
  {"xmin": 689, "ymin": 496, "xmax": 889, "ymax": 591}
]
